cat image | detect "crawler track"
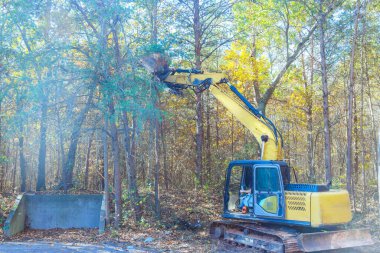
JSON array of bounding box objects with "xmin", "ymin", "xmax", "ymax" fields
[
  {"xmin": 210, "ymin": 221, "xmax": 302, "ymax": 253},
  {"xmin": 210, "ymin": 220, "xmax": 373, "ymax": 253}
]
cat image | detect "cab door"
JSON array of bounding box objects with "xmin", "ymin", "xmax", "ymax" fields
[{"xmin": 253, "ymin": 164, "xmax": 285, "ymax": 218}]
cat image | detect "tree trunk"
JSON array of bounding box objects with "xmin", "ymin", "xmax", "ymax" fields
[
  {"xmin": 36, "ymin": 0, "xmax": 52, "ymax": 192},
  {"xmin": 258, "ymin": 23, "xmax": 318, "ymax": 115},
  {"xmin": 154, "ymin": 119, "xmax": 161, "ymax": 219},
  {"xmin": 147, "ymin": 124, "xmax": 154, "ymax": 187},
  {"xmin": 12, "ymin": 141, "xmax": 17, "ymax": 193},
  {"xmin": 319, "ymin": 1, "xmax": 332, "ymax": 185},
  {"xmin": 367, "ymin": 76, "xmax": 377, "ymax": 177},
  {"xmin": 363, "ymin": 31, "xmax": 378, "ymax": 179},
  {"xmin": 0, "ymin": 100, "xmax": 3, "ymax": 191},
  {"xmin": 160, "ymin": 121, "xmax": 169, "ymax": 190},
  {"xmin": 302, "ymin": 44, "xmax": 315, "ymax": 183},
  {"xmin": 378, "ymin": 130, "xmax": 380, "ymax": 220},
  {"xmin": 1, "ymin": 146, "xmax": 8, "ymax": 191},
  {"xmin": 3, "ymin": 146, "xmax": 10, "ymax": 191},
  {"xmin": 61, "ymin": 88, "xmax": 94, "ymax": 190},
  {"xmin": 354, "ymin": 97, "xmax": 359, "ymax": 185},
  {"xmin": 346, "ymin": 0, "xmax": 360, "ymax": 195},
  {"xmin": 195, "ymin": 92, "xmax": 203, "ymax": 187},
  {"xmin": 19, "ymin": 135, "xmax": 26, "ymax": 192},
  {"xmin": 149, "ymin": 0, "xmax": 158, "ymax": 45},
  {"xmin": 102, "ymin": 118, "xmax": 110, "ymax": 225},
  {"xmin": 360, "ymin": 8, "xmax": 367, "ymax": 212},
  {"xmin": 84, "ymin": 130, "xmax": 95, "ymax": 189},
  {"xmin": 206, "ymin": 90, "xmax": 212, "ymax": 181},
  {"xmin": 36, "ymin": 96, "xmax": 48, "ymax": 191},
  {"xmin": 109, "ymin": 101, "xmax": 121, "ymax": 229},
  {"xmin": 194, "ymin": 0, "xmax": 203, "ymax": 188},
  {"xmin": 16, "ymin": 96, "xmax": 27, "ymax": 192},
  {"xmin": 353, "ymin": 96, "xmax": 358, "ymax": 211},
  {"xmin": 56, "ymin": 89, "xmax": 65, "ymax": 184},
  {"xmin": 122, "ymin": 112, "xmax": 142, "ymax": 222}
]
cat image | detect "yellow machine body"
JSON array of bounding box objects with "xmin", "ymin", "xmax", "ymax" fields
[
  {"xmin": 165, "ymin": 71, "xmax": 352, "ymax": 227},
  {"xmin": 285, "ymin": 190, "xmax": 352, "ymax": 227}
]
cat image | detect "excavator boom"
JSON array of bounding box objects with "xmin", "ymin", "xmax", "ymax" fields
[
  {"xmin": 210, "ymin": 83, "xmax": 283, "ymax": 160},
  {"xmin": 145, "ymin": 62, "xmax": 284, "ymax": 160}
]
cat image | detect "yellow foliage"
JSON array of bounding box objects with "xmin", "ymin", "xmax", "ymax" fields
[{"xmin": 221, "ymin": 42, "xmax": 270, "ymax": 94}]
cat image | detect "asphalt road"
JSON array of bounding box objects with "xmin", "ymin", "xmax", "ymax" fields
[
  {"xmin": 2, "ymin": 240, "xmax": 378, "ymax": 252},
  {"xmin": 0, "ymin": 242, "xmax": 150, "ymax": 253}
]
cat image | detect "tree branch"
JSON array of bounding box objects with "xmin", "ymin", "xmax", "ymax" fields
[
  {"xmin": 70, "ymin": 0, "xmax": 99, "ymax": 36},
  {"xmin": 260, "ymin": 22, "xmax": 318, "ymax": 108}
]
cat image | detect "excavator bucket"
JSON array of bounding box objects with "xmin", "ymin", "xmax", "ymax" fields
[
  {"xmin": 140, "ymin": 53, "xmax": 170, "ymax": 76},
  {"xmin": 140, "ymin": 53, "xmax": 196, "ymax": 95},
  {"xmin": 299, "ymin": 228, "xmax": 373, "ymax": 252}
]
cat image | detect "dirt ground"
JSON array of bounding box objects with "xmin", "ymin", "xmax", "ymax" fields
[
  {"xmin": 0, "ymin": 190, "xmax": 221, "ymax": 252},
  {"xmin": 4, "ymin": 228, "xmax": 212, "ymax": 252},
  {"xmin": 1, "ymin": 190, "xmax": 379, "ymax": 252}
]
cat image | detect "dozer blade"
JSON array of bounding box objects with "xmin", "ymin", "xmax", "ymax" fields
[{"xmin": 299, "ymin": 228, "xmax": 373, "ymax": 252}]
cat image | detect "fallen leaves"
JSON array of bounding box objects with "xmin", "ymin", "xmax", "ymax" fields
[{"xmin": 0, "ymin": 193, "xmax": 17, "ymax": 241}]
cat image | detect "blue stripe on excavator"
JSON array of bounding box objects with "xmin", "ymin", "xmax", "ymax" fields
[
  {"xmin": 228, "ymin": 160, "xmax": 288, "ymax": 166},
  {"xmin": 227, "ymin": 84, "xmax": 281, "ymax": 145},
  {"xmin": 228, "ymin": 85, "xmax": 261, "ymax": 117},
  {"xmin": 222, "ymin": 212, "xmax": 311, "ymax": 227}
]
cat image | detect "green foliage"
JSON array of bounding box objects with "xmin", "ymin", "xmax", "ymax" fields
[
  {"xmin": 0, "ymin": 155, "xmax": 8, "ymax": 165},
  {"xmin": 110, "ymin": 228, "xmax": 119, "ymax": 238},
  {"xmin": 140, "ymin": 44, "xmax": 167, "ymax": 57},
  {"xmin": 138, "ymin": 216, "xmax": 151, "ymax": 229},
  {"xmin": 332, "ymin": 176, "xmax": 346, "ymax": 190}
]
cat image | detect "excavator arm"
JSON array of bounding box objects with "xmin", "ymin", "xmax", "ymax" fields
[{"xmin": 160, "ymin": 70, "xmax": 283, "ymax": 160}]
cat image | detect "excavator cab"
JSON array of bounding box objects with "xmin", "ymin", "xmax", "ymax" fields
[
  {"xmin": 223, "ymin": 159, "xmax": 356, "ymax": 229},
  {"xmin": 217, "ymin": 160, "xmax": 374, "ymax": 252},
  {"xmin": 224, "ymin": 160, "xmax": 288, "ymax": 220}
]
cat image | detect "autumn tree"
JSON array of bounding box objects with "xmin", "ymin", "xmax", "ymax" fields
[{"xmin": 171, "ymin": 0, "xmax": 234, "ymax": 187}]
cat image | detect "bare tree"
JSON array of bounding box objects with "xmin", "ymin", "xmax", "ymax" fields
[
  {"xmin": 175, "ymin": 0, "xmax": 234, "ymax": 187},
  {"xmin": 319, "ymin": 0, "xmax": 332, "ymax": 185},
  {"xmin": 378, "ymin": 130, "xmax": 380, "ymax": 220},
  {"xmin": 257, "ymin": 24, "xmax": 318, "ymax": 115},
  {"xmin": 346, "ymin": 0, "xmax": 360, "ymax": 195},
  {"xmin": 61, "ymin": 88, "xmax": 95, "ymax": 190},
  {"xmin": 102, "ymin": 118, "xmax": 110, "ymax": 225}
]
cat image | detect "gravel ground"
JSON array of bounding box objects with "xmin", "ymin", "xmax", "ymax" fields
[{"xmin": 0, "ymin": 241, "xmax": 153, "ymax": 253}]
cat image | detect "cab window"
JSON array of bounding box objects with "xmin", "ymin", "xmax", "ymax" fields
[{"xmin": 255, "ymin": 167, "xmax": 280, "ymax": 192}]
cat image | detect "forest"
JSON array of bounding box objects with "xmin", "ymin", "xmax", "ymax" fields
[{"xmin": 0, "ymin": 0, "xmax": 379, "ymax": 250}]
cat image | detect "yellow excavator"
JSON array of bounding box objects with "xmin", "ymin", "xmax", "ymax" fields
[{"xmin": 141, "ymin": 54, "xmax": 374, "ymax": 252}]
